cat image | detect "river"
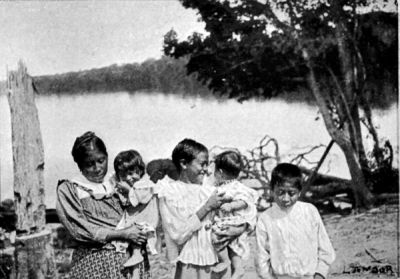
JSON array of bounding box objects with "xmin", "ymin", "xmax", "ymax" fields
[{"xmin": 0, "ymin": 91, "xmax": 397, "ymax": 208}]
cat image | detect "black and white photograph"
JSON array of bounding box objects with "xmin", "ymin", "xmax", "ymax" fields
[{"xmin": 0, "ymin": 1, "xmax": 398, "ymax": 278}]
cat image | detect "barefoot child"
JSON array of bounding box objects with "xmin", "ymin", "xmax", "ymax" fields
[
  {"xmin": 256, "ymin": 163, "xmax": 336, "ymax": 279},
  {"xmin": 111, "ymin": 150, "xmax": 159, "ymax": 273},
  {"xmin": 210, "ymin": 151, "xmax": 258, "ymax": 279}
]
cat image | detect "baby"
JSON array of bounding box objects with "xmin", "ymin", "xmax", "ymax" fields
[
  {"xmin": 112, "ymin": 150, "xmax": 159, "ymax": 268},
  {"xmin": 210, "ymin": 151, "xmax": 258, "ymax": 279}
]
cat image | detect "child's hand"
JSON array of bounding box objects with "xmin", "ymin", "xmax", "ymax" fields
[
  {"xmin": 121, "ymin": 223, "xmax": 147, "ymax": 245},
  {"xmin": 116, "ymin": 181, "xmax": 131, "ymax": 195},
  {"xmin": 205, "ymin": 190, "xmax": 226, "ymax": 210},
  {"xmin": 220, "ymin": 203, "xmax": 232, "ymax": 213}
]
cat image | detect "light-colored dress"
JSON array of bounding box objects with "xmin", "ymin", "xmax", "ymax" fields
[
  {"xmin": 56, "ymin": 175, "xmax": 151, "ymax": 279},
  {"xmin": 157, "ymin": 176, "xmax": 218, "ymax": 278},
  {"xmin": 255, "ymin": 201, "xmax": 336, "ymax": 279},
  {"xmin": 112, "ymin": 175, "xmax": 160, "ymax": 268},
  {"xmin": 213, "ymin": 180, "xmax": 258, "ymax": 259}
]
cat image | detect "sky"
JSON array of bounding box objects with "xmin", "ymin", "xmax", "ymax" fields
[
  {"xmin": 0, "ymin": 1, "xmax": 205, "ymax": 77},
  {"xmin": 1, "ymin": 1, "xmax": 396, "ymax": 78}
]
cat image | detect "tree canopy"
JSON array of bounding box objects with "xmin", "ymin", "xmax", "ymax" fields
[
  {"xmin": 164, "ymin": 1, "xmax": 397, "ymax": 102},
  {"xmin": 163, "ymin": 0, "xmax": 398, "ymax": 209}
]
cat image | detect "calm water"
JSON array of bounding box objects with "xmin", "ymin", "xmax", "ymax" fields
[{"xmin": 0, "ymin": 92, "xmax": 397, "ymax": 207}]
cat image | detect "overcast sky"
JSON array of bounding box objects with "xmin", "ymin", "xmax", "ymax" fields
[
  {"xmin": 0, "ymin": 1, "xmax": 396, "ymax": 78},
  {"xmin": 0, "ymin": 1, "xmax": 205, "ymax": 77}
]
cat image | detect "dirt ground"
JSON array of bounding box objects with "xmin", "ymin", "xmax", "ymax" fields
[
  {"xmin": 148, "ymin": 204, "xmax": 399, "ymax": 279},
  {"xmin": 55, "ymin": 203, "xmax": 398, "ymax": 278}
]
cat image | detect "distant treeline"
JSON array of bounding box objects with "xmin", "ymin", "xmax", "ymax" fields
[
  {"xmin": 33, "ymin": 56, "xmax": 397, "ymax": 108},
  {"xmin": 34, "ymin": 57, "xmax": 212, "ymax": 98}
]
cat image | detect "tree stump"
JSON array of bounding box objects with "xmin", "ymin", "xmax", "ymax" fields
[
  {"xmin": 7, "ymin": 61, "xmax": 57, "ymax": 278},
  {"xmin": 14, "ymin": 230, "xmax": 56, "ymax": 279}
]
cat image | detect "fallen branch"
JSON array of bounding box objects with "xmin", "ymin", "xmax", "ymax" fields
[{"xmin": 365, "ymin": 247, "xmax": 383, "ymax": 263}]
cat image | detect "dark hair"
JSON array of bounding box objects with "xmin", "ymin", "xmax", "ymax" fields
[
  {"xmin": 114, "ymin": 150, "xmax": 145, "ymax": 178},
  {"xmin": 214, "ymin": 150, "xmax": 242, "ymax": 178},
  {"xmin": 71, "ymin": 131, "xmax": 108, "ymax": 170},
  {"xmin": 270, "ymin": 163, "xmax": 303, "ymax": 191},
  {"xmin": 147, "ymin": 159, "xmax": 179, "ymax": 183},
  {"xmin": 172, "ymin": 138, "xmax": 208, "ymax": 172}
]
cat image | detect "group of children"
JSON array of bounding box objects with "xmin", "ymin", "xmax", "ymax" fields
[{"xmin": 109, "ymin": 143, "xmax": 336, "ymax": 279}]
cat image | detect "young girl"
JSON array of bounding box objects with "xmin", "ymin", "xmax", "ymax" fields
[
  {"xmin": 256, "ymin": 163, "xmax": 336, "ymax": 279},
  {"xmin": 157, "ymin": 138, "xmax": 248, "ymax": 279},
  {"xmin": 210, "ymin": 151, "xmax": 258, "ymax": 279},
  {"xmin": 111, "ymin": 150, "xmax": 159, "ymax": 274}
]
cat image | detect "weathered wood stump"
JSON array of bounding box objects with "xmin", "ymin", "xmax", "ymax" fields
[
  {"xmin": 7, "ymin": 61, "xmax": 46, "ymax": 233},
  {"xmin": 6, "ymin": 61, "xmax": 57, "ymax": 278},
  {"xmin": 14, "ymin": 230, "xmax": 56, "ymax": 279}
]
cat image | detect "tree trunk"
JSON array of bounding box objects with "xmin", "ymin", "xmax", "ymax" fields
[
  {"xmin": 340, "ymin": 142, "xmax": 374, "ymax": 208},
  {"xmin": 14, "ymin": 230, "xmax": 57, "ymax": 279},
  {"xmin": 7, "ymin": 61, "xmax": 57, "ymax": 279},
  {"xmin": 7, "ymin": 62, "xmax": 46, "ymax": 233},
  {"xmin": 302, "ymin": 50, "xmax": 374, "ymax": 209},
  {"xmin": 333, "ymin": 3, "xmax": 371, "ymax": 180}
]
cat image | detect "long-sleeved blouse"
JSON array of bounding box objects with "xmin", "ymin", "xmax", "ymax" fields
[
  {"xmin": 56, "ymin": 176, "xmax": 124, "ymax": 247},
  {"xmin": 256, "ymin": 201, "xmax": 336, "ymax": 279}
]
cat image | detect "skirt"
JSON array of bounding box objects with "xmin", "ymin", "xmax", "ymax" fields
[{"xmin": 69, "ymin": 247, "xmax": 151, "ymax": 279}]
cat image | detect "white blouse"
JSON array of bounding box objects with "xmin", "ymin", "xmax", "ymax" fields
[
  {"xmin": 256, "ymin": 201, "xmax": 336, "ymax": 279},
  {"xmin": 217, "ymin": 180, "xmax": 259, "ymax": 228},
  {"xmin": 157, "ymin": 177, "xmax": 218, "ymax": 266}
]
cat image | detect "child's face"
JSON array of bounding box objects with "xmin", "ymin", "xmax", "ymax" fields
[
  {"xmin": 117, "ymin": 166, "xmax": 142, "ymax": 187},
  {"xmin": 273, "ymin": 182, "xmax": 300, "ymax": 209},
  {"xmin": 80, "ymin": 148, "xmax": 108, "ymax": 183},
  {"xmin": 183, "ymin": 151, "xmax": 209, "ymax": 185}
]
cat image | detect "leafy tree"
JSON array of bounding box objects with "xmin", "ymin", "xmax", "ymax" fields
[{"xmin": 163, "ymin": 0, "xmax": 398, "ymax": 208}]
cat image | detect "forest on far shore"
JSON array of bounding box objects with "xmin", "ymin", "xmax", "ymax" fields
[
  {"xmin": 33, "ymin": 54, "xmax": 397, "ymax": 109},
  {"xmin": 17, "ymin": 11, "xmax": 394, "ymax": 109}
]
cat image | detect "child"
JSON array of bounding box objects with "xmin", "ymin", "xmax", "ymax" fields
[
  {"xmin": 112, "ymin": 150, "xmax": 159, "ymax": 270},
  {"xmin": 256, "ymin": 163, "xmax": 336, "ymax": 279},
  {"xmin": 210, "ymin": 151, "xmax": 259, "ymax": 279},
  {"xmin": 157, "ymin": 138, "xmax": 248, "ymax": 279}
]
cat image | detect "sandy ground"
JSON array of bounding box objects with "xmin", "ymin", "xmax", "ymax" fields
[
  {"xmin": 148, "ymin": 204, "xmax": 399, "ymax": 279},
  {"xmin": 55, "ymin": 203, "xmax": 398, "ymax": 278}
]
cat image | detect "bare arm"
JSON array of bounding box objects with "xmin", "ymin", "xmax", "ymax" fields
[
  {"xmin": 197, "ymin": 190, "xmax": 227, "ymax": 220},
  {"xmin": 220, "ymin": 199, "xmax": 247, "ymax": 214},
  {"xmin": 104, "ymin": 224, "xmax": 147, "ymax": 245},
  {"xmin": 159, "ymin": 190, "xmax": 225, "ymax": 246}
]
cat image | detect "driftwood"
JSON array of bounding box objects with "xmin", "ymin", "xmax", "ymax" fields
[
  {"xmin": 374, "ymin": 193, "xmax": 399, "ymax": 205},
  {"xmin": 308, "ymin": 182, "xmax": 353, "ymax": 200},
  {"xmin": 299, "ymin": 166, "xmax": 351, "ymax": 185}
]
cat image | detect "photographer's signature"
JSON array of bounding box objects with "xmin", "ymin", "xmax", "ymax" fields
[{"xmin": 343, "ymin": 264, "xmax": 395, "ymax": 275}]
